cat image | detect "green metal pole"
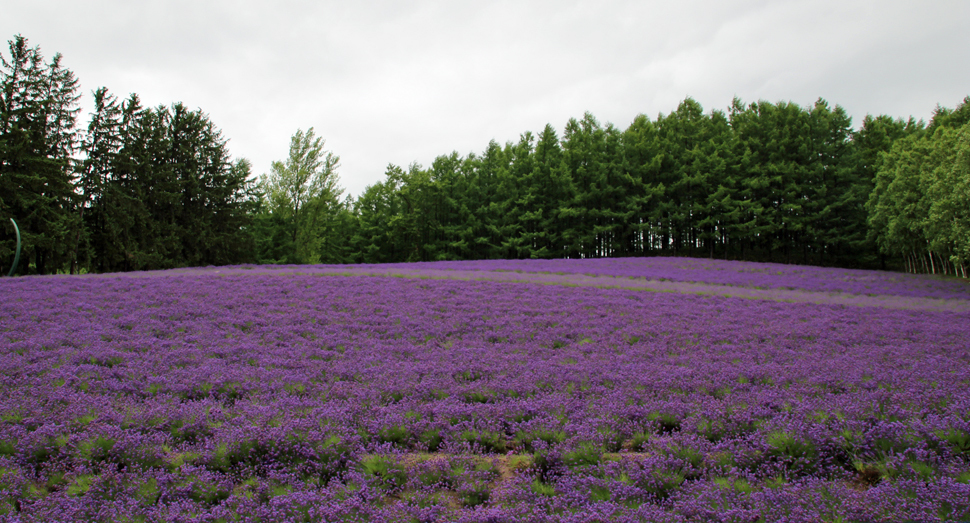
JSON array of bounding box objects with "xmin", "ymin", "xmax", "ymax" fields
[{"xmin": 7, "ymin": 218, "xmax": 20, "ymax": 277}]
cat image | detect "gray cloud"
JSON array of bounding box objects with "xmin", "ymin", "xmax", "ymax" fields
[{"xmin": 4, "ymin": 0, "xmax": 969, "ymax": 197}]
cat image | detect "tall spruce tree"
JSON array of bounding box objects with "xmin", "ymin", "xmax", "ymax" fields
[
  {"xmin": 529, "ymin": 124, "xmax": 573, "ymax": 258},
  {"xmin": 620, "ymin": 114, "xmax": 664, "ymax": 255},
  {"xmin": 75, "ymin": 87, "xmax": 122, "ymax": 272},
  {"xmin": 0, "ymin": 35, "xmax": 80, "ymax": 274},
  {"xmin": 427, "ymin": 152, "xmax": 464, "ymax": 260},
  {"xmin": 806, "ymin": 99, "xmax": 865, "ymax": 266},
  {"xmin": 351, "ymin": 167, "xmax": 407, "ymax": 263}
]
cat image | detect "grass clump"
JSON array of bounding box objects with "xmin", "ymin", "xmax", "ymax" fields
[
  {"xmin": 514, "ymin": 428, "xmax": 566, "ymax": 451},
  {"xmin": 648, "ymin": 411, "xmax": 682, "ymax": 433},
  {"xmin": 360, "ymin": 455, "xmax": 407, "ymax": 491},
  {"xmin": 65, "ymin": 474, "xmax": 96, "ymax": 497},
  {"xmin": 531, "ymin": 479, "xmax": 556, "ymax": 496},
  {"xmin": 377, "ymin": 425, "xmax": 410, "ymax": 445},
  {"xmin": 457, "ymin": 482, "xmax": 491, "ymax": 507},
  {"xmin": 562, "ymin": 442, "xmax": 604, "ymax": 469},
  {"xmin": 766, "ymin": 431, "xmax": 816, "ymax": 461},
  {"xmin": 460, "ymin": 430, "xmax": 506, "ymax": 453}
]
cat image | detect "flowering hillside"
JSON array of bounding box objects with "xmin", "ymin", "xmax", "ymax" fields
[
  {"xmin": 1, "ymin": 260, "xmax": 969, "ymax": 522},
  {"xmin": 367, "ymin": 257, "xmax": 970, "ymax": 299}
]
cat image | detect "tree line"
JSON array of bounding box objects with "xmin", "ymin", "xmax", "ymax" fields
[
  {"xmin": 2, "ymin": 35, "xmax": 968, "ymax": 277},
  {"xmin": 319, "ymin": 98, "xmax": 968, "ymax": 277},
  {"xmin": 1, "ymin": 35, "xmax": 255, "ymax": 274},
  {"xmin": 867, "ymin": 107, "xmax": 970, "ymax": 277}
]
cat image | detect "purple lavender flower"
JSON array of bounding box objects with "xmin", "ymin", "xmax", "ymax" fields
[{"xmin": 1, "ymin": 258, "xmax": 968, "ymax": 521}]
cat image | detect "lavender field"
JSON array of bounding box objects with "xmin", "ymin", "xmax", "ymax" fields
[{"xmin": 1, "ymin": 259, "xmax": 969, "ymax": 522}]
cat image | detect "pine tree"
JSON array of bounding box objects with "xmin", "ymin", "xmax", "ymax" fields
[
  {"xmin": 75, "ymin": 87, "xmax": 122, "ymax": 272},
  {"xmin": 620, "ymin": 114, "xmax": 664, "ymax": 255},
  {"xmin": 0, "ymin": 35, "xmax": 80, "ymax": 274},
  {"xmin": 532, "ymin": 123, "xmax": 574, "ymax": 258}
]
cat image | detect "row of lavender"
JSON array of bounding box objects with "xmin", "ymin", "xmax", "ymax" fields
[
  {"xmin": 353, "ymin": 257, "xmax": 970, "ymax": 300},
  {"xmin": 1, "ymin": 265, "xmax": 969, "ymax": 521}
]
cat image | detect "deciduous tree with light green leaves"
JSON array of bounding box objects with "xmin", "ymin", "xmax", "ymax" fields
[
  {"xmin": 867, "ymin": 98, "xmax": 970, "ymax": 277},
  {"xmin": 260, "ymin": 127, "xmax": 343, "ymax": 264}
]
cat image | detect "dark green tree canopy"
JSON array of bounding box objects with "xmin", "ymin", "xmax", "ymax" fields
[
  {"xmin": 3, "ymin": 34, "xmax": 967, "ymax": 278},
  {"xmin": 2, "ymin": 35, "xmax": 257, "ymax": 274}
]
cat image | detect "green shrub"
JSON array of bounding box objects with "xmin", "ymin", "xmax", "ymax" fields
[
  {"xmin": 461, "ymin": 391, "xmax": 493, "ymax": 404},
  {"xmin": 168, "ymin": 419, "xmax": 211, "ymax": 445},
  {"xmin": 165, "ymin": 451, "xmax": 201, "ymax": 472},
  {"xmin": 458, "ymin": 482, "xmax": 491, "ymax": 507},
  {"xmin": 937, "ymin": 429, "xmax": 970, "ymax": 455},
  {"xmin": 589, "ymin": 484, "xmax": 611, "ymax": 502},
  {"xmin": 644, "ymin": 470, "xmax": 685, "ymax": 499},
  {"xmin": 628, "ymin": 431, "xmax": 650, "ymax": 451},
  {"xmin": 420, "ymin": 429, "xmax": 443, "ymax": 452},
  {"xmin": 208, "ymin": 439, "xmax": 269, "ymax": 473},
  {"xmin": 313, "ymin": 435, "xmax": 351, "ymax": 483},
  {"xmin": 532, "ymin": 450, "xmax": 560, "ymax": 482},
  {"xmin": 562, "ymin": 442, "xmax": 603, "ymax": 469},
  {"xmin": 598, "ymin": 427, "xmax": 626, "ymax": 452},
  {"xmin": 416, "ymin": 466, "xmax": 446, "ymax": 487},
  {"xmin": 27, "ymin": 435, "xmax": 69, "ymax": 465},
  {"xmin": 360, "ymin": 455, "xmax": 407, "ymax": 491},
  {"xmin": 78, "ymin": 436, "xmax": 115, "ymax": 461},
  {"xmin": 766, "ymin": 431, "xmax": 816, "ymax": 461},
  {"xmin": 906, "ymin": 460, "xmax": 936, "ymax": 480},
  {"xmin": 710, "ymin": 451, "xmax": 736, "ymax": 469},
  {"xmin": 377, "ymin": 425, "xmax": 410, "ymax": 445},
  {"xmin": 712, "ymin": 477, "xmax": 753, "ymax": 495},
  {"xmin": 136, "ymin": 478, "xmax": 160, "ymax": 505},
  {"xmin": 64, "ymin": 474, "xmax": 94, "ymax": 496},
  {"xmin": 460, "ymin": 430, "xmax": 506, "ymax": 453},
  {"xmin": 668, "ymin": 444, "xmax": 704, "ymax": 469},
  {"xmin": 515, "ymin": 428, "xmax": 565, "ymax": 451},
  {"xmin": 647, "ymin": 412, "xmax": 681, "ymax": 433},
  {"xmin": 183, "ymin": 476, "xmax": 230, "ymax": 505},
  {"xmin": 531, "ymin": 479, "xmax": 555, "ymax": 496}
]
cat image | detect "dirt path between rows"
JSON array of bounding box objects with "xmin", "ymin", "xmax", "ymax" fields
[{"xmin": 147, "ymin": 266, "xmax": 970, "ymax": 313}]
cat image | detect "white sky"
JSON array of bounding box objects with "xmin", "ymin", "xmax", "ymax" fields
[{"xmin": 4, "ymin": 0, "xmax": 969, "ymax": 198}]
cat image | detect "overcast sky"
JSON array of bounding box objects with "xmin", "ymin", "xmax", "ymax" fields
[{"xmin": 4, "ymin": 0, "xmax": 969, "ymax": 198}]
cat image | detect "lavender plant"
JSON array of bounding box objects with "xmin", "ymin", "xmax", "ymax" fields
[{"xmin": 0, "ymin": 258, "xmax": 968, "ymax": 521}]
